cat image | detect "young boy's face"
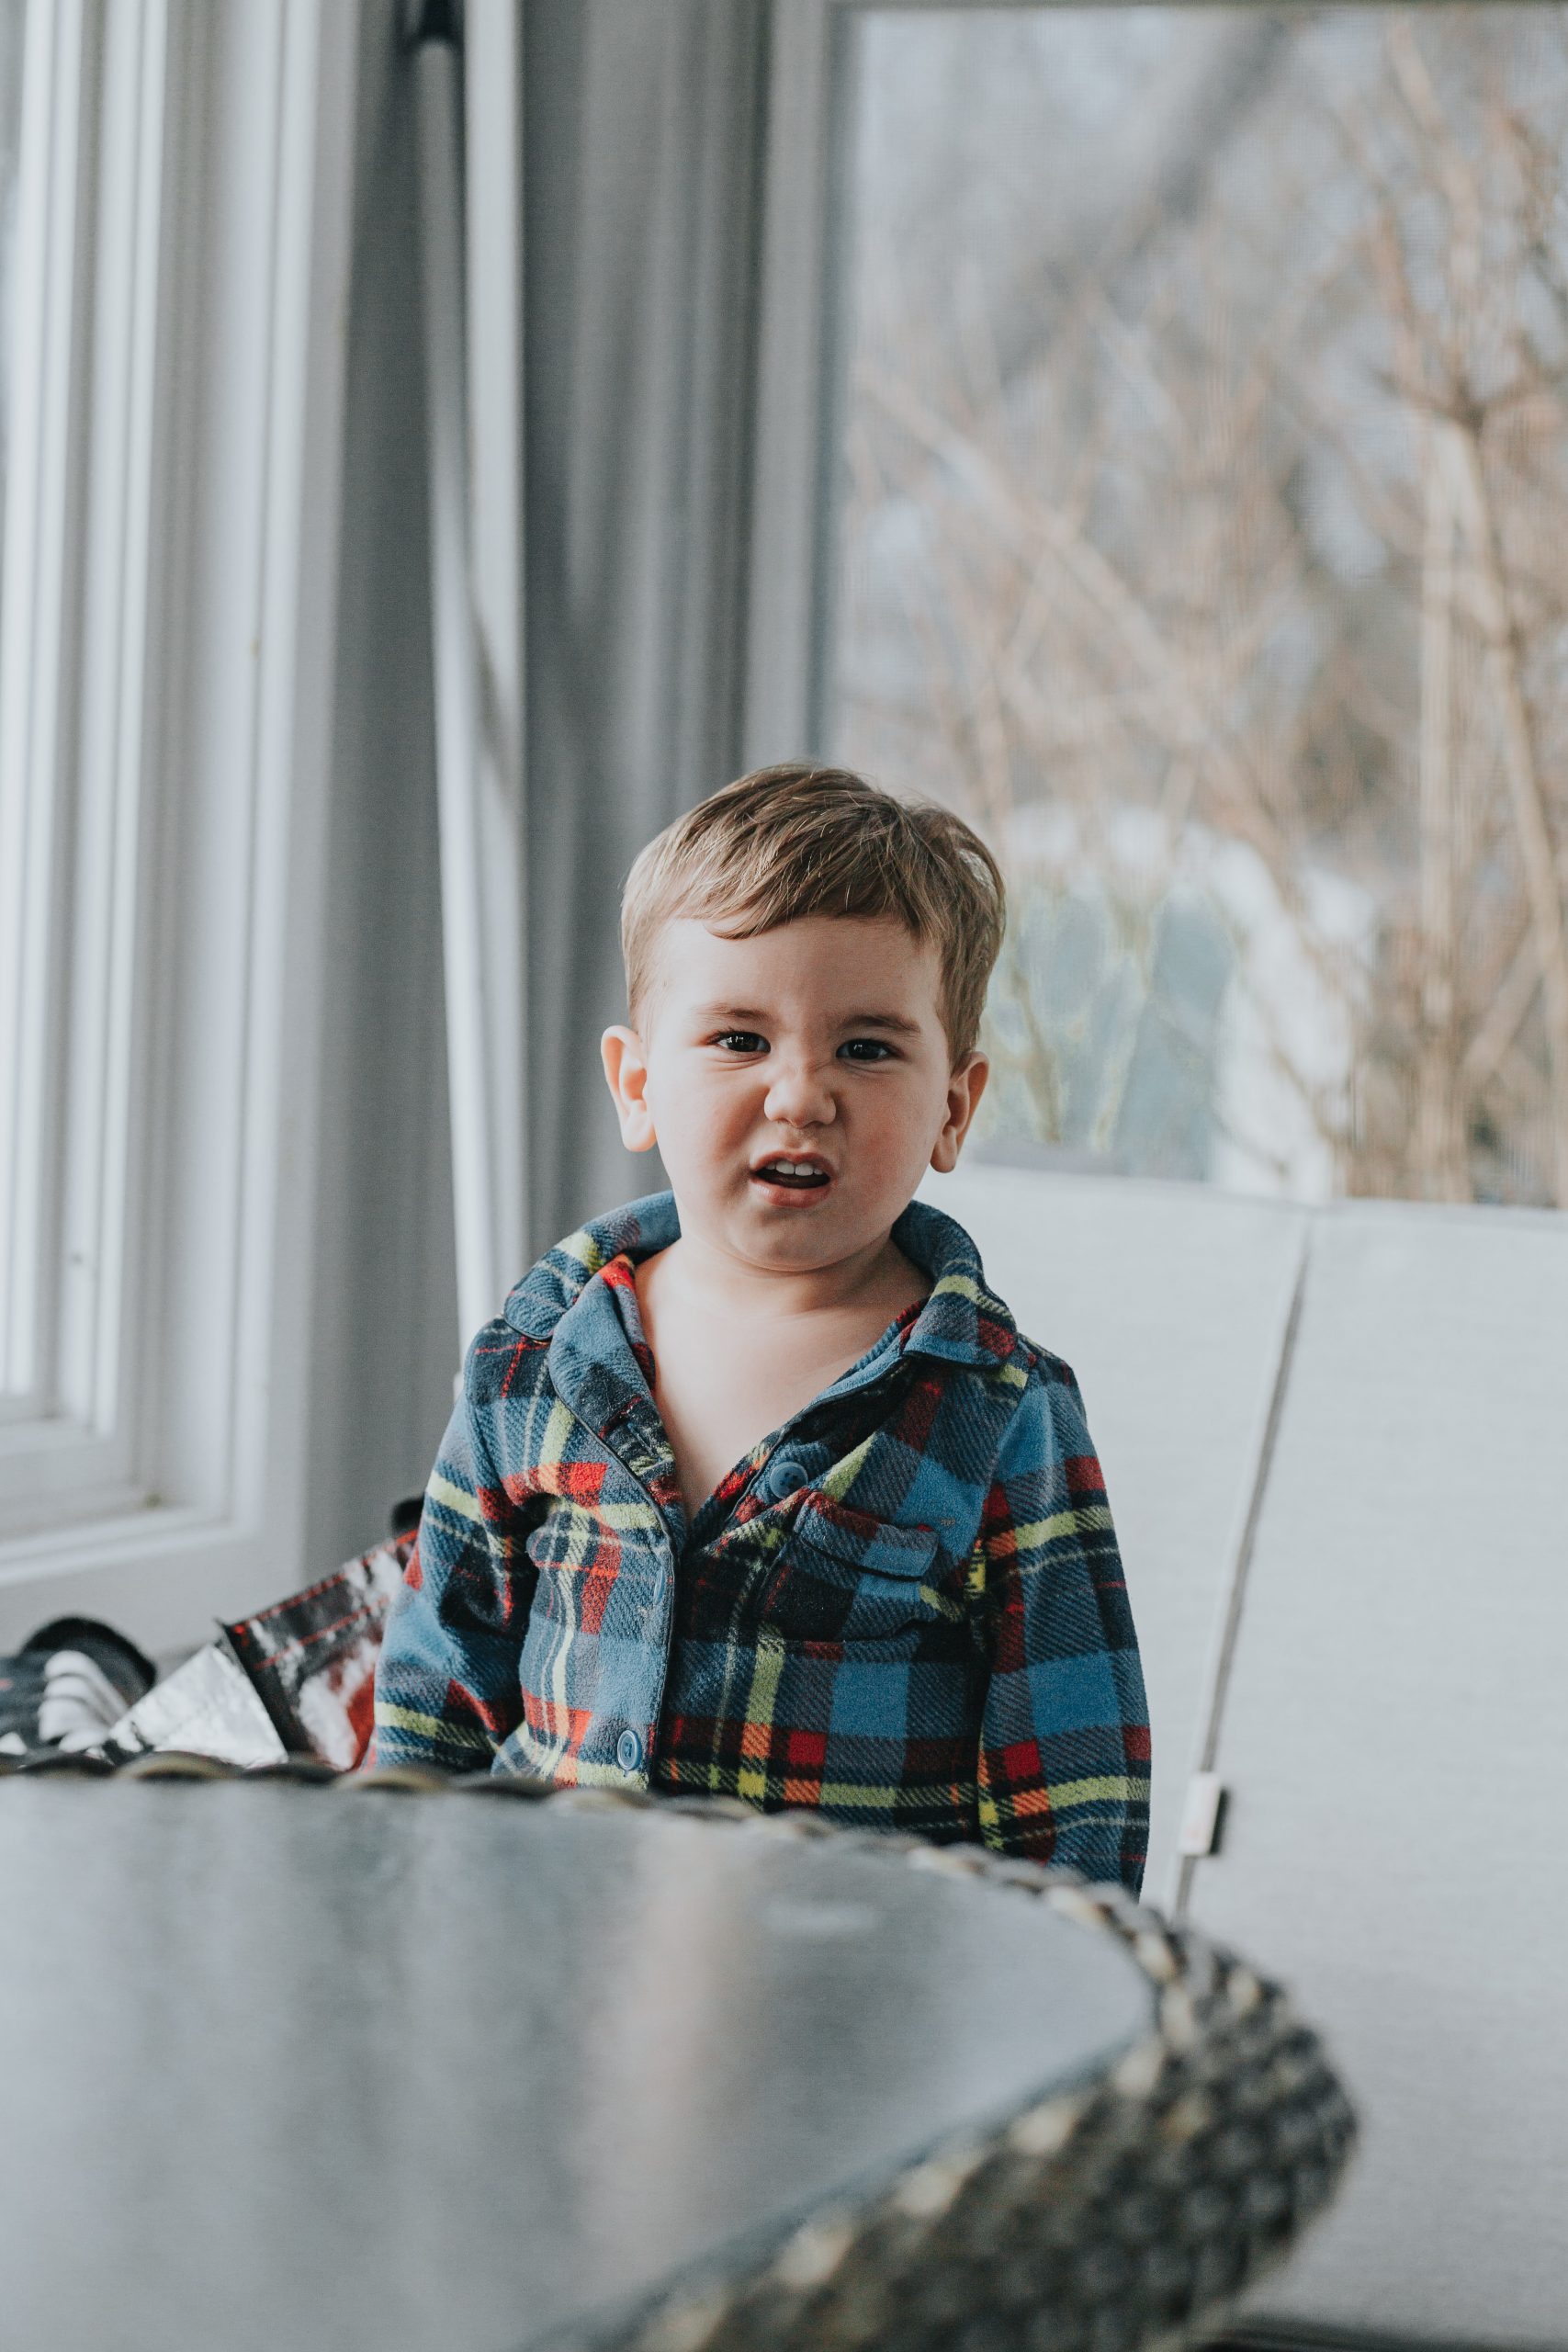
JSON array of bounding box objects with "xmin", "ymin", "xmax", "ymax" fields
[{"xmin": 601, "ymin": 913, "xmax": 988, "ymax": 1275}]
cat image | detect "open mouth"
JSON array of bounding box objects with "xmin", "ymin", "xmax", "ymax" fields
[{"xmin": 749, "ymin": 1155, "xmax": 833, "ymax": 1197}]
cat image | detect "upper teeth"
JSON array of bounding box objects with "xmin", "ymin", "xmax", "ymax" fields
[{"xmin": 763, "ymin": 1159, "xmax": 817, "ymax": 1173}]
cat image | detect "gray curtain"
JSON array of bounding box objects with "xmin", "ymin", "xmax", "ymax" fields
[
  {"xmin": 306, "ymin": 0, "xmax": 461, "ymax": 1570},
  {"xmin": 523, "ymin": 0, "xmax": 769, "ymax": 1254},
  {"xmin": 306, "ymin": 0, "xmax": 772, "ymax": 1567}
]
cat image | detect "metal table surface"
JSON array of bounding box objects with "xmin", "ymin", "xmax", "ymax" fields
[{"xmin": 0, "ymin": 1774, "xmax": 1354, "ymax": 2352}]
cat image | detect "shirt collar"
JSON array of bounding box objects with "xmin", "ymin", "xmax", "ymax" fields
[
  {"xmin": 504, "ymin": 1190, "xmax": 680, "ymax": 1341},
  {"xmin": 504, "ymin": 1186, "xmax": 1017, "ymax": 1372}
]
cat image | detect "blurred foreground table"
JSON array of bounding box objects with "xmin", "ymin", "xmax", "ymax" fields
[{"xmin": 0, "ymin": 1770, "xmax": 1352, "ymax": 2352}]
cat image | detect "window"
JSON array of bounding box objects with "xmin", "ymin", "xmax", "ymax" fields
[
  {"xmin": 820, "ymin": 4, "xmax": 1568, "ymax": 1207},
  {"xmin": 0, "ymin": 0, "xmax": 24, "ymax": 644},
  {"xmin": 0, "ymin": 1, "xmax": 355, "ymax": 1649},
  {"xmin": 0, "ymin": 0, "xmax": 28, "ymax": 1420}
]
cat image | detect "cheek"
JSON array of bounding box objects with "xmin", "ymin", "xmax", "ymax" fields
[
  {"xmin": 854, "ymin": 1073, "xmax": 941, "ymax": 1148},
  {"xmin": 649, "ymin": 1060, "xmax": 751, "ymax": 1142}
]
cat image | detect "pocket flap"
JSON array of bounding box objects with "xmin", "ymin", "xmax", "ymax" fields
[{"xmin": 790, "ymin": 1493, "xmax": 940, "ymax": 1581}]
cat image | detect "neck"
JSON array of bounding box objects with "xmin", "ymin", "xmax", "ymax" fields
[{"xmin": 651, "ymin": 1222, "xmax": 918, "ymax": 1324}]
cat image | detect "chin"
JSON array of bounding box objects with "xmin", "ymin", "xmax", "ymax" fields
[{"xmin": 745, "ymin": 1204, "xmax": 886, "ymax": 1259}]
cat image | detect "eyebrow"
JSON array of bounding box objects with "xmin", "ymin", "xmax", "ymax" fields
[
  {"xmin": 836, "ymin": 1010, "xmax": 926, "ymax": 1038},
  {"xmin": 692, "ymin": 1003, "xmax": 925, "ymax": 1039}
]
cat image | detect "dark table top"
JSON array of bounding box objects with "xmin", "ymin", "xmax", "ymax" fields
[{"xmin": 0, "ymin": 1781, "xmax": 1158, "ymax": 2352}]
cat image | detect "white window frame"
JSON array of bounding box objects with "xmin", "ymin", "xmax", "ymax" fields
[{"xmin": 0, "ymin": 0, "xmax": 358, "ymax": 1653}]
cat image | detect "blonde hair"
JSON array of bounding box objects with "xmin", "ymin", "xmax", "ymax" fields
[{"xmin": 620, "ymin": 764, "xmax": 1006, "ymax": 1063}]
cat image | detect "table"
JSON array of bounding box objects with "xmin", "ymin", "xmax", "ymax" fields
[{"xmin": 0, "ymin": 1765, "xmax": 1354, "ymax": 2352}]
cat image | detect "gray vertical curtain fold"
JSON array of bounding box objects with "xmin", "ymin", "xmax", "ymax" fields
[
  {"xmin": 308, "ymin": 0, "xmax": 773, "ymax": 1569},
  {"xmin": 307, "ymin": 0, "xmax": 459, "ymax": 1574},
  {"xmin": 523, "ymin": 0, "xmax": 769, "ymax": 1253}
]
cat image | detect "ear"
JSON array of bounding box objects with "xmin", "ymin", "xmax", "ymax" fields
[
  {"xmin": 601, "ymin": 1024, "xmax": 660, "ymax": 1154},
  {"xmin": 929, "ymin": 1050, "xmax": 990, "ymax": 1175}
]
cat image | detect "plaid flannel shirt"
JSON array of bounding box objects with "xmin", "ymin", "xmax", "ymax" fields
[{"xmin": 372, "ymin": 1188, "xmax": 1150, "ymax": 1891}]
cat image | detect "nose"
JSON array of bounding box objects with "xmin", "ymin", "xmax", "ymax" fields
[{"xmin": 761, "ymin": 1048, "xmax": 836, "ymax": 1132}]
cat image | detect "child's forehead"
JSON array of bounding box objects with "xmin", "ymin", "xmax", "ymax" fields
[{"xmin": 655, "ymin": 910, "xmax": 941, "ymax": 1012}]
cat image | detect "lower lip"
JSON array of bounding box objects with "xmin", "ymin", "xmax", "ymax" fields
[{"xmin": 749, "ymin": 1170, "xmax": 835, "ymax": 1208}]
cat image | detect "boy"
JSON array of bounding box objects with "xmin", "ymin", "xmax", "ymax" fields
[{"xmin": 373, "ymin": 765, "xmax": 1150, "ymax": 1893}]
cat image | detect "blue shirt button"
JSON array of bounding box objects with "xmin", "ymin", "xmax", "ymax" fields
[
  {"xmin": 765, "ymin": 1458, "xmax": 807, "ymax": 1500},
  {"xmin": 615, "ymin": 1726, "xmax": 644, "ymax": 1773}
]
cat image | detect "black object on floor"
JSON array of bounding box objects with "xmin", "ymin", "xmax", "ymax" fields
[
  {"xmin": 0, "ymin": 1620, "xmax": 156, "ymax": 1759},
  {"xmin": 389, "ymin": 1495, "xmax": 423, "ymax": 1540}
]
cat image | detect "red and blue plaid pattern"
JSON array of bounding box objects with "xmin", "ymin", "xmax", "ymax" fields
[{"xmin": 372, "ymin": 1189, "xmax": 1149, "ymax": 1892}]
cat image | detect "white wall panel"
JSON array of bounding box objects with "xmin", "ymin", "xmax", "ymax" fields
[
  {"xmin": 921, "ymin": 1161, "xmax": 1306, "ymax": 1902},
  {"xmin": 1187, "ymin": 1203, "xmax": 1568, "ymax": 2347}
]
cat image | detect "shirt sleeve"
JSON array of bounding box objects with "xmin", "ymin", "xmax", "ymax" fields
[
  {"xmin": 974, "ymin": 1358, "xmax": 1151, "ymax": 1893},
  {"xmin": 370, "ymin": 1360, "xmax": 539, "ymax": 1773}
]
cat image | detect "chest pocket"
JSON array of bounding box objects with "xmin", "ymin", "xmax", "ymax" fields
[{"xmin": 761, "ymin": 1490, "xmax": 950, "ymax": 1647}]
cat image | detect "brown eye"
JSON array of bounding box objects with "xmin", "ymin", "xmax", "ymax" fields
[
  {"xmin": 840, "ymin": 1039, "xmax": 894, "ymax": 1061},
  {"xmin": 716, "ymin": 1032, "xmax": 766, "ymax": 1054}
]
